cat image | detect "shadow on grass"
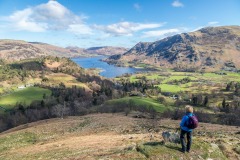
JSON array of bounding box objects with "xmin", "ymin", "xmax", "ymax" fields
[
  {"xmin": 165, "ymin": 144, "xmax": 182, "ymax": 152},
  {"xmin": 143, "ymin": 141, "xmax": 183, "ymax": 154},
  {"xmin": 144, "ymin": 141, "xmax": 182, "ymax": 152},
  {"xmin": 143, "ymin": 141, "xmax": 164, "ymax": 146}
]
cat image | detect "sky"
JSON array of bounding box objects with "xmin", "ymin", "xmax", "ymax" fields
[{"xmin": 0, "ymin": 0, "xmax": 239, "ymax": 48}]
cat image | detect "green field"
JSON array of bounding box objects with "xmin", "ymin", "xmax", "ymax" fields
[
  {"xmin": 105, "ymin": 96, "xmax": 169, "ymax": 112},
  {"xmin": 118, "ymin": 71, "xmax": 240, "ymax": 94},
  {"xmin": 156, "ymin": 84, "xmax": 184, "ymax": 93},
  {"xmin": 0, "ymin": 88, "xmax": 3, "ymax": 94},
  {"xmin": 0, "ymin": 87, "xmax": 51, "ymax": 108}
]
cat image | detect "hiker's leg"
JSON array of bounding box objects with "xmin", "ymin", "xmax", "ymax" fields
[
  {"xmin": 186, "ymin": 131, "xmax": 192, "ymax": 152},
  {"xmin": 180, "ymin": 129, "xmax": 186, "ymax": 152}
]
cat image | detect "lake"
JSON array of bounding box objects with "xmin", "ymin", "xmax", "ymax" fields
[{"xmin": 72, "ymin": 56, "xmax": 144, "ymax": 78}]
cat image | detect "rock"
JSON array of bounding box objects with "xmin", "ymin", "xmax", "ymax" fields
[
  {"xmin": 198, "ymin": 155, "xmax": 204, "ymax": 160},
  {"xmin": 162, "ymin": 131, "xmax": 180, "ymax": 144}
]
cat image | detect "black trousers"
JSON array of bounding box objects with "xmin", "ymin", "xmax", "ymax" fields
[{"xmin": 180, "ymin": 129, "xmax": 192, "ymax": 152}]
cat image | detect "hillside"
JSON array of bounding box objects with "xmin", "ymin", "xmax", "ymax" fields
[
  {"xmin": 0, "ymin": 40, "xmax": 127, "ymax": 61},
  {"xmin": 66, "ymin": 46, "xmax": 128, "ymax": 56},
  {"xmin": 0, "ymin": 40, "xmax": 47, "ymax": 61},
  {"xmin": 0, "ymin": 113, "xmax": 239, "ymax": 160},
  {"xmin": 87, "ymin": 46, "xmax": 128, "ymax": 56},
  {"xmin": 107, "ymin": 26, "xmax": 240, "ymax": 71},
  {"xmin": 0, "ymin": 40, "xmax": 87, "ymax": 61},
  {"xmin": 65, "ymin": 46, "xmax": 88, "ymax": 55}
]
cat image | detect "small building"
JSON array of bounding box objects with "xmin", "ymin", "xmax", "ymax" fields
[
  {"xmin": 18, "ymin": 85, "xmax": 26, "ymax": 89},
  {"xmin": 171, "ymin": 94, "xmax": 180, "ymax": 100}
]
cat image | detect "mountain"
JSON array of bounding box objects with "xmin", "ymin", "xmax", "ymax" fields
[
  {"xmin": 0, "ymin": 40, "xmax": 47, "ymax": 61},
  {"xmin": 65, "ymin": 46, "xmax": 87, "ymax": 54},
  {"xmin": 0, "ymin": 39, "xmax": 128, "ymax": 61},
  {"xmin": 86, "ymin": 46, "xmax": 128, "ymax": 56},
  {"xmin": 65, "ymin": 46, "xmax": 128, "ymax": 56},
  {"xmin": 0, "ymin": 39, "xmax": 88, "ymax": 61},
  {"xmin": 30, "ymin": 42, "xmax": 87, "ymax": 57},
  {"xmin": 107, "ymin": 26, "xmax": 240, "ymax": 71}
]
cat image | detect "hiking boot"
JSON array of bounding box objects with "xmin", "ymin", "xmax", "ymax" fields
[{"xmin": 181, "ymin": 150, "xmax": 186, "ymax": 153}]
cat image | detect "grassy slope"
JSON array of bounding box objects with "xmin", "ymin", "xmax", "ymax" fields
[
  {"xmin": 0, "ymin": 73, "xmax": 90, "ymax": 109},
  {"xmin": 156, "ymin": 84, "xmax": 184, "ymax": 93},
  {"xmin": 105, "ymin": 96, "xmax": 168, "ymax": 112},
  {"xmin": 46, "ymin": 73, "xmax": 90, "ymax": 90},
  {"xmin": 0, "ymin": 114, "xmax": 239, "ymax": 160},
  {"xmin": 0, "ymin": 87, "xmax": 51, "ymax": 108}
]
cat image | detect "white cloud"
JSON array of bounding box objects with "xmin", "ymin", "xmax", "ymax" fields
[
  {"xmin": 142, "ymin": 28, "xmax": 182, "ymax": 38},
  {"xmin": 191, "ymin": 26, "xmax": 204, "ymax": 32},
  {"xmin": 208, "ymin": 21, "xmax": 219, "ymax": 25},
  {"xmin": 67, "ymin": 24, "xmax": 93, "ymax": 35},
  {"xmin": 7, "ymin": 8, "xmax": 47, "ymax": 32},
  {"xmin": 94, "ymin": 21, "xmax": 165, "ymax": 36},
  {"xmin": 1, "ymin": 0, "xmax": 90, "ymax": 34},
  {"xmin": 172, "ymin": 0, "xmax": 184, "ymax": 7},
  {"xmin": 133, "ymin": 3, "xmax": 141, "ymax": 11},
  {"xmin": 192, "ymin": 22, "xmax": 219, "ymax": 32}
]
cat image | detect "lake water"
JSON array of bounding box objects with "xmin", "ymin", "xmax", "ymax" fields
[{"xmin": 72, "ymin": 56, "xmax": 144, "ymax": 78}]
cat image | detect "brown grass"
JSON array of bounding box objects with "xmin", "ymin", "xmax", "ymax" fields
[{"xmin": 0, "ymin": 113, "xmax": 239, "ymax": 160}]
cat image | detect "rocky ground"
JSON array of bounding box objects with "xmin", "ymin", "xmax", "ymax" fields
[{"xmin": 0, "ymin": 113, "xmax": 239, "ymax": 160}]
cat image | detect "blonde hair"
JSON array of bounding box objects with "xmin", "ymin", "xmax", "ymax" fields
[{"xmin": 185, "ymin": 105, "xmax": 193, "ymax": 113}]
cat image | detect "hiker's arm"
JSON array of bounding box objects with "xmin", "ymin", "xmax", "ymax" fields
[{"xmin": 180, "ymin": 116, "xmax": 186, "ymax": 127}]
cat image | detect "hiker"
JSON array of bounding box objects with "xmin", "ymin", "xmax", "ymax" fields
[{"xmin": 180, "ymin": 105, "xmax": 198, "ymax": 153}]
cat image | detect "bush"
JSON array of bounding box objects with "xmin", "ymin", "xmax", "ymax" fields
[
  {"xmin": 157, "ymin": 96, "xmax": 166, "ymax": 103},
  {"xmin": 234, "ymin": 146, "xmax": 240, "ymax": 154}
]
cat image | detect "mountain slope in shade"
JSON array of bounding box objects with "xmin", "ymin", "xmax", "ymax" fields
[
  {"xmin": 65, "ymin": 46, "xmax": 87, "ymax": 54},
  {"xmin": 86, "ymin": 46, "xmax": 128, "ymax": 56},
  {"xmin": 108, "ymin": 26, "xmax": 240, "ymax": 71}
]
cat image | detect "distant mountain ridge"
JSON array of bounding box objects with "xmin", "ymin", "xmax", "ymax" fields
[
  {"xmin": 0, "ymin": 39, "xmax": 127, "ymax": 61},
  {"xmin": 108, "ymin": 26, "xmax": 240, "ymax": 71},
  {"xmin": 86, "ymin": 46, "xmax": 128, "ymax": 56},
  {"xmin": 0, "ymin": 40, "xmax": 84, "ymax": 61}
]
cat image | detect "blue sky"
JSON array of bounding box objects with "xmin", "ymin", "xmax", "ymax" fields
[{"xmin": 0, "ymin": 0, "xmax": 239, "ymax": 48}]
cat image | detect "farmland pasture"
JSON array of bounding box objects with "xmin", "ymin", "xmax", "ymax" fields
[
  {"xmin": 114, "ymin": 71, "xmax": 240, "ymax": 111},
  {"xmin": 46, "ymin": 73, "xmax": 89, "ymax": 89},
  {"xmin": 156, "ymin": 84, "xmax": 184, "ymax": 93},
  {"xmin": 0, "ymin": 87, "xmax": 51, "ymax": 108},
  {"xmin": 117, "ymin": 71, "xmax": 240, "ymax": 94},
  {"xmin": 105, "ymin": 96, "xmax": 169, "ymax": 112}
]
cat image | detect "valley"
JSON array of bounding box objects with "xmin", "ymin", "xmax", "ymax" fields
[
  {"xmin": 1, "ymin": 0, "xmax": 240, "ymax": 159},
  {"xmin": 0, "ymin": 26, "xmax": 240, "ymax": 160}
]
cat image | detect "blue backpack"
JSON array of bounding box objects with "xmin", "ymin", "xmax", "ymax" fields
[{"xmin": 185, "ymin": 114, "xmax": 198, "ymax": 129}]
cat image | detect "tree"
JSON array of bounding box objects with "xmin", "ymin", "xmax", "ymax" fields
[
  {"xmin": 203, "ymin": 96, "xmax": 209, "ymax": 106},
  {"xmin": 43, "ymin": 93, "xmax": 47, "ymax": 99},
  {"xmin": 41, "ymin": 100, "xmax": 45, "ymax": 108},
  {"xmin": 149, "ymin": 107, "xmax": 157, "ymax": 119},
  {"xmin": 222, "ymin": 98, "xmax": 226, "ymax": 109},
  {"xmin": 192, "ymin": 95, "xmax": 198, "ymax": 106},
  {"xmin": 226, "ymin": 84, "xmax": 231, "ymax": 91}
]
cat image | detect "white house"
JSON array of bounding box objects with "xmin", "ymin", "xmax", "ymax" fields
[{"xmin": 18, "ymin": 85, "xmax": 26, "ymax": 89}]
